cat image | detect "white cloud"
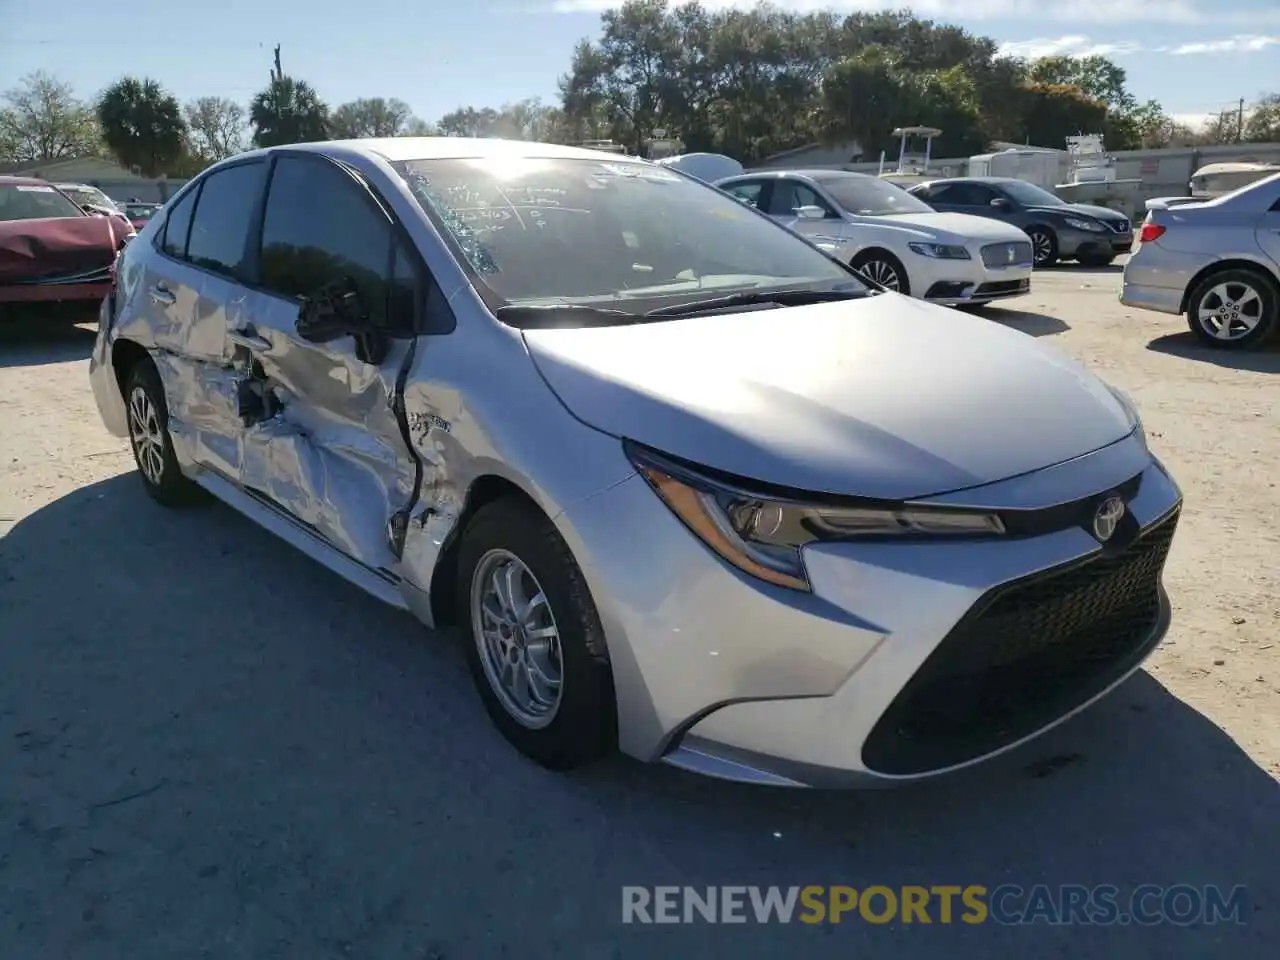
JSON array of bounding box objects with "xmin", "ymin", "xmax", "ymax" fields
[
  {"xmin": 996, "ymin": 36, "xmax": 1142, "ymax": 58},
  {"xmin": 549, "ymin": 0, "xmax": 1280, "ymax": 26},
  {"xmin": 1170, "ymin": 112, "xmax": 1213, "ymax": 129},
  {"xmin": 1167, "ymin": 34, "xmax": 1280, "ymax": 54}
]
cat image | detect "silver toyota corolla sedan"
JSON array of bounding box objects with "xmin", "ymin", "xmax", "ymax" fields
[{"xmin": 90, "ymin": 137, "xmax": 1183, "ymax": 787}]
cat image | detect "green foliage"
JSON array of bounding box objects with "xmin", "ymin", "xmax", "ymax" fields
[
  {"xmin": 250, "ymin": 76, "xmax": 330, "ymax": 148},
  {"xmin": 0, "ymin": 71, "xmax": 102, "ymax": 164},
  {"xmin": 97, "ymin": 77, "xmax": 187, "ymax": 176},
  {"xmin": 330, "ymin": 98, "xmax": 416, "ymax": 139}
]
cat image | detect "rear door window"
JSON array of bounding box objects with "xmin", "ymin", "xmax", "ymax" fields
[{"xmin": 185, "ymin": 161, "xmax": 267, "ymax": 281}]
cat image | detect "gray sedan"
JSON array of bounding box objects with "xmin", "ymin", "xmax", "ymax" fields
[
  {"xmin": 909, "ymin": 177, "xmax": 1135, "ymax": 267},
  {"xmin": 1122, "ymin": 171, "xmax": 1280, "ymax": 349},
  {"xmin": 90, "ymin": 137, "xmax": 1182, "ymax": 787}
]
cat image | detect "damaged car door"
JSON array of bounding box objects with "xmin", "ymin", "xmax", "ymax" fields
[
  {"xmin": 231, "ymin": 152, "xmax": 426, "ymax": 573},
  {"xmin": 135, "ymin": 159, "xmax": 269, "ymax": 479}
]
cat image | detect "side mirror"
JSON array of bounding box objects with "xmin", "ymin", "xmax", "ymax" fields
[
  {"xmin": 990, "ymin": 197, "xmax": 1011, "ymax": 210},
  {"xmin": 794, "ymin": 204, "xmax": 829, "ymax": 220}
]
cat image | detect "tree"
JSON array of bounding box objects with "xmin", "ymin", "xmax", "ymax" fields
[
  {"xmin": 1019, "ymin": 84, "xmax": 1108, "ymax": 149},
  {"xmin": 0, "ymin": 70, "xmax": 101, "ymax": 163},
  {"xmin": 1243, "ymin": 92, "xmax": 1280, "ymax": 143},
  {"xmin": 400, "ymin": 116, "xmax": 436, "ymax": 136},
  {"xmin": 96, "ymin": 77, "xmax": 186, "ymax": 176},
  {"xmin": 330, "ymin": 97, "xmax": 413, "ymax": 138},
  {"xmin": 249, "ymin": 46, "xmax": 329, "ymax": 147},
  {"xmin": 184, "ymin": 96, "xmax": 246, "ymax": 162}
]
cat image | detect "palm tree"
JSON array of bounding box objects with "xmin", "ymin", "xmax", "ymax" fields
[{"xmin": 250, "ymin": 75, "xmax": 329, "ymax": 147}]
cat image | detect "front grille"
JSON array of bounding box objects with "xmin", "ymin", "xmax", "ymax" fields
[
  {"xmin": 1105, "ymin": 218, "xmax": 1131, "ymax": 234},
  {"xmin": 981, "ymin": 241, "xmax": 1033, "ymax": 268},
  {"xmin": 862, "ymin": 509, "xmax": 1179, "ymax": 776}
]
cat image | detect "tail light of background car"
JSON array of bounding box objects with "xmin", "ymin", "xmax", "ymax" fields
[{"xmin": 1139, "ymin": 223, "xmax": 1166, "ymax": 243}]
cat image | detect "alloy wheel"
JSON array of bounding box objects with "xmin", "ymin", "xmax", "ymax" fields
[
  {"xmin": 857, "ymin": 259, "xmax": 902, "ymax": 291},
  {"xmin": 1197, "ymin": 280, "xmax": 1263, "ymax": 341},
  {"xmin": 128, "ymin": 385, "xmax": 166, "ymax": 485},
  {"xmin": 470, "ymin": 548, "xmax": 564, "ymax": 729},
  {"xmin": 1029, "ymin": 231, "xmax": 1054, "ymax": 265}
]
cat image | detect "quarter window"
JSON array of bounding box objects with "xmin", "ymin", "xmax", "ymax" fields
[
  {"xmin": 258, "ymin": 155, "xmax": 420, "ymax": 335},
  {"xmin": 185, "ymin": 162, "xmax": 266, "ymax": 280},
  {"xmin": 160, "ymin": 187, "xmax": 198, "ymax": 259}
]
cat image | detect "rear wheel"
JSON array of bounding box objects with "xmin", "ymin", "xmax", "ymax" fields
[
  {"xmin": 457, "ymin": 497, "xmax": 617, "ymax": 770},
  {"xmin": 1185, "ymin": 268, "xmax": 1279, "ymax": 349},
  {"xmin": 123, "ymin": 360, "xmax": 204, "ymax": 506},
  {"xmin": 850, "ymin": 251, "xmax": 909, "ymax": 295}
]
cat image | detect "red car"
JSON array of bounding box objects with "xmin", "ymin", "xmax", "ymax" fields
[{"xmin": 0, "ymin": 176, "xmax": 128, "ymax": 314}]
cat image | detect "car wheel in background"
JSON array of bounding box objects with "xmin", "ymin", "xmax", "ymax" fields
[
  {"xmin": 1026, "ymin": 227, "xmax": 1058, "ymax": 267},
  {"xmin": 123, "ymin": 360, "xmax": 205, "ymax": 506},
  {"xmin": 1185, "ymin": 268, "xmax": 1279, "ymax": 350},
  {"xmin": 457, "ymin": 496, "xmax": 617, "ymax": 770},
  {"xmin": 851, "ymin": 250, "xmax": 910, "ymax": 295}
]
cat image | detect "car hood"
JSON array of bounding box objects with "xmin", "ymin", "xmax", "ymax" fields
[
  {"xmin": 523, "ymin": 294, "xmax": 1134, "ymax": 500},
  {"xmin": 874, "ymin": 211, "xmax": 1029, "ymax": 243},
  {"xmin": 1029, "ymin": 203, "xmax": 1129, "ymax": 223},
  {"xmin": 0, "ymin": 215, "xmax": 122, "ymax": 283}
]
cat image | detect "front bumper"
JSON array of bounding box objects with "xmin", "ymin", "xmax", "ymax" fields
[
  {"xmin": 915, "ymin": 241, "xmax": 1034, "ymax": 306},
  {"xmin": 88, "ymin": 295, "xmax": 130, "ymax": 438},
  {"xmin": 0, "ymin": 279, "xmax": 113, "ymax": 304},
  {"xmin": 1058, "ymin": 227, "xmax": 1134, "ymax": 260},
  {"xmin": 557, "ymin": 430, "xmax": 1181, "ymax": 787}
]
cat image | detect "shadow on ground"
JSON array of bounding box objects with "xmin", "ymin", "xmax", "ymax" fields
[
  {"xmin": 1147, "ymin": 332, "xmax": 1280, "ymax": 373},
  {"xmin": 0, "ymin": 319, "xmax": 96, "ymax": 369},
  {"xmin": 0, "ymin": 475, "xmax": 1274, "ymax": 959},
  {"xmin": 1040, "ymin": 262, "xmax": 1126, "ymax": 275},
  {"xmin": 987, "ymin": 306, "xmax": 1071, "ymax": 338}
]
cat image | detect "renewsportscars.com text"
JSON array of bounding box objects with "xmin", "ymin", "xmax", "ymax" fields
[{"xmin": 622, "ymin": 884, "xmax": 1248, "ymax": 926}]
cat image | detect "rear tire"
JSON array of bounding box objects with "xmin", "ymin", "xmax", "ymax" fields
[
  {"xmin": 1185, "ymin": 268, "xmax": 1279, "ymax": 350},
  {"xmin": 457, "ymin": 497, "xmax": 617, "ymax": 770},
  {"xmin": 123, "ymin": 360, "xmax": 205, "ymax": 506}
]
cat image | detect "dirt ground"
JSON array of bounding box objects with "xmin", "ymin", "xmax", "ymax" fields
[{"xmin": 0, "ymin": 267, "xmax": 1276, "ymax": 959}]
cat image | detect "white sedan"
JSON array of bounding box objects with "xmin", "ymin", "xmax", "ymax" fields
[{"xmin": 716, "ymin": 169, "xmax": 1035, "ymax": 308}]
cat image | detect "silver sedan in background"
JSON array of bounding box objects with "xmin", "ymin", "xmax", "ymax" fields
[
  {"xmin": 1122, "ymin": 171, "xmax": 1280, "ymax": 349},
  {"xmin": 91, "ymin": 137, "xmax": 1182, "ymax": 787}
]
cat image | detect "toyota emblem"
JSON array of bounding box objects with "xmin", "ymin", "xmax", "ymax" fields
[{"xmin": 1092, "ymin": 496, "xmax": 1125, "ymax": 542}]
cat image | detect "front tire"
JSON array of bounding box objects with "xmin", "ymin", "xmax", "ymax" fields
[
  {"xmin": 850, "ymin": 250, "xmax": 909, "ymax": 295},
  {"xmin": 1185, "ymin": 268, "xmax": 1279, "ymax": 349},
  {"xmin": 123, "ymin": 360, "xmax": 204, "ymax": 506},
  {"xmin": 457, "ymin": 497, "xmax": 617, "ymax": 770},
  {"xmin": 1026, "ymin": 227, "xmax": 1058, "ymax": 267}
]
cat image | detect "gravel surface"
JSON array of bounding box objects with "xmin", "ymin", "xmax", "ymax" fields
[{"xmin": 1, "ymin": 267, "xmax": 1277, "ymax": 959}]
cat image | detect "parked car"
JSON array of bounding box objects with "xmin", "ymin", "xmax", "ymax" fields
[
  {"xmin": 120, "ymin": 201, "xmax": 163, "ymax": 232},
  {"xmin": 91, "ymin": 137, "xmax": 1181, "ymax": 787},
  {"xmin": 0, "ymin": 176, "xmax": 126, "ymax": 314},
  {"xmin": 1121, "ymin": 171, "xmax": 1280, "ymax": 350},
  {"xmin": 53, "ymin": 182, "xmax": 137, "ymax": 241},
  {"xmin": 908, "ymin": 177, "xmax": 1134, "ymax": 268},
  {"xmin": 716, "ymin": 169, "xmax": 1034, "ymax": 308}
]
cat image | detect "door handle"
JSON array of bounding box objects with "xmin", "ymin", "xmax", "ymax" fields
[
  {"xmin": 228, "ymin": 328, "xmax": 272, "ymax": 351},
  {"xmin": 148, "ymin": 283, "xmax": 175, "ymax": 305}
]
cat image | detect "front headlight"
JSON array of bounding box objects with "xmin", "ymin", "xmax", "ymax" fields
[
  {"xmin": 1064, "ymin": 217, "xmax": 1106, "ymax": 232},
  {"xmin": 908, "ymin": 242, "xmax": 971, "ymax": 259},
  {"xmin": 625, "ymin": 442, "xmax": 1006, "ymax": 592}
]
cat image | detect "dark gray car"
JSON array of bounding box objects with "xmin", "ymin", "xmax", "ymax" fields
[{"xmin": 908, "ymin": 177, "xmax": 1134, "ymax": 268}]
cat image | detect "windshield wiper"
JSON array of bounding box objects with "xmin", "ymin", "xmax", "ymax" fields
[
  {"xmin": 495, "ymin": 304, "xmax": 641, "ymax": 329},
  {"xmin": 645, "ymin": 287, "xmax": 870, "ymax": 318}
]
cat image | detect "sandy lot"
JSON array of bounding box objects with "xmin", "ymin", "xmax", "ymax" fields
[{"xmin": 1, "ymin": 268, "xmax": 1276, "ymax": 959}]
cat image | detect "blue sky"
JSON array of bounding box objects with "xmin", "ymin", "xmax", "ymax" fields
[{"xmin": 1, "ymin": 0, "xmax": 1277, "ymax": 130}]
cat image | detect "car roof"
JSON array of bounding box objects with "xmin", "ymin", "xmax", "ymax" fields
[
  {"xmin": 228, "ymin": 136, "xmax": 655, "ymax": 168},
  {"xmin": 0, "ymin": 175, "xmax": 55, "ymax": 187},
  {"xmin": 721, "ymin": 169, "xmax": 873, "ymax": 182}
]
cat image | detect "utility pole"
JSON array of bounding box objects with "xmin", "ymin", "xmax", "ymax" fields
[
  {"xmin": 272, "ymin": 44, "xmax": 283, "ymax": 133},
  {"xmin": 1237, "ymin": 98, "xmax": 1245, "ymax": 143}
]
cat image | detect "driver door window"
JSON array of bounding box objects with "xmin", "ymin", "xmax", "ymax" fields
[{"xmin": 766, "ymin": 180, "xmax": 838, "ymax": 219}]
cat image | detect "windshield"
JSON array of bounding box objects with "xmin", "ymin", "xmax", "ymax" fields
[
  {"xmin": 999, "ymin": 180, "xmax": 1065, "ymax": 207},
  {"xmin": 818, "ymin": 175, "xmax": 935, "ymax": 216},
  {"xmin": 58, "ymin": 185, "xmax": 118, "ymax": 211},
  {"xmin": 0, "ymin": 183, "xmax": 86, "ymax": 221},
  {"xmin": 392, "ymin": 156, "xmax": 863, "ymax": 322}
]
